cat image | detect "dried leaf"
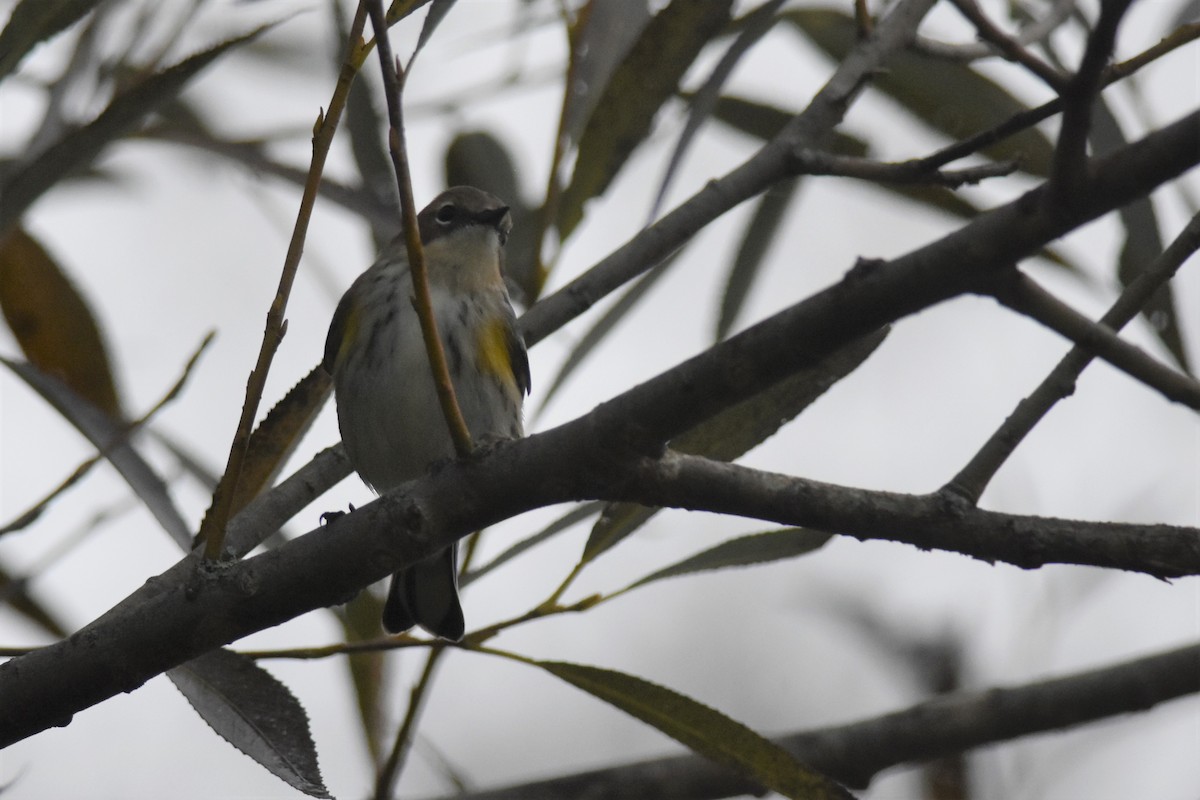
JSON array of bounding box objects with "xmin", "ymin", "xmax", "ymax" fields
[
  {"xmin": 230, "ymin": 365, "xmax": 332, "ymax": 514},
  {"xmin": 168, "ymin": 649, "xmax": 330, "ymax": 798},
  {"xmin": 0, "ymin": 227, "xmax": 121, "ymax": 416}
]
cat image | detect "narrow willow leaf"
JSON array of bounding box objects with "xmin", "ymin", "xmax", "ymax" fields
[
  {"xmin": 0, "ymin": 560, "xmax": 68, "ymax": 638},
  {"xmin": 229, "ymin": 365, "xmax": 332, "ymax": 515},
  {"xmin": 557, "ymin": 0, "xmax": 651, "ymax": 162},
  {"xmin": 0, "ymin": 227, "xmax": 121, "ymax": 416},
  {"xmin": 408, "ymin": 0, "xmax": 457, "ymax": 68},
  {"xmin": 334, "ymin": 0, "xmax": 398, "ymax": 250},
  {"xmin": 461, "ymin": 501, "xmax": 604, "ymax": 589},
  {"xmin": 582, "ymin": 329, "xmax": 888, "ymax": 562},
  {"xmin": 445, "ymin": 131, "xmax": 539, "ymax": 304},
  {"xmin": 536, "ymin": 661, "xmax": 851, "ymax": 799},
  {"xmin": 626, "ymin": 528, "xmax": 832, "ymax": 592},
  {"xmin": 785, "ymin": 9, "xmax": 1055, "ymax": 176},
  {"xmin": 716, "ymin": 177, "xmax": 802, "ymax": 341},
  {"xmin": 1090, "ymin": 97, "xmax": 1189, "ymax": 371},
  {"xmin": 336, "ymin": 591, "xmax": 388, "ymax": 763},
  {"xmin": 537, "ymin": 251, "xmax": 681, "ymax": 412},
  {"xmin": 0, "ymin": 24, "xmax": 274, "ymax": 231},
  {"xmin": 707, "ymin": 97, "xmax": 1079, "ymax": 274},
  {"xmin": 556, "ymin": 0, "xmax": 734, "ymax": 239},
  {"xmin": 0, "ymin": 0, "xmax": 100, "ymax": 81},
  {"xmin": 2, "ymin": 358, "xmax": 191, "ymax": 548},
  {"xmin": 168, "ymin": 649, "xmax": 331, "ymax": 799},
  {"xmin": 650, "ymin": 0, "xmax": 786, "ymax": 222}
]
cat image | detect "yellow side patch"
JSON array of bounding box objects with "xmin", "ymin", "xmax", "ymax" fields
[{"xmin": 476, "ymin": 317, "xmax": 515, "ymax": 390}]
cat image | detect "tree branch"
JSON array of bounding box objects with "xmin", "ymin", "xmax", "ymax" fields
[
  {"xmin": 0, "ymin": 85, "xmax": 1196, "ymax": 754},
  {"xmin": 987, "ymin": 270, "xmax": 1200, "ymax": 410},
  {"xmin": 1050, "ymin": 0, "xmax": 1136, "ymax": 198},
  {"xmin": 423, "ymin": 641, "xmax": 1200, "ymax": 799},
  {"xmin": 948, "ymin": 211, "xmax": 1200, "ymax": 502},
  {"xmin": 631, "ymin": 453, "xmax": 1200, "ymax": 576}
]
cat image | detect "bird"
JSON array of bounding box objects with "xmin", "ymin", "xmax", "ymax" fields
[{"xmin": 323, "ymin": 186, "xmax": 530, "ymax": 641}]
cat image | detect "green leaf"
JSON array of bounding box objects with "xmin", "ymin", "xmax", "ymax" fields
[
  {"xmin": 335, "ymin": 591, "xmax": 388, "ymax": 763},
  {"xmin": 582, "ymin": 328, "xmax": 888, "ymax": 562},
  {"xmin": 461, "ymin": 501, "xmax": 604, "ymax": 589},
  {"xmin": 0, "ymin": 0, "xmax": 100, "ymax": 81},
  {"xmin": 650, "ymin": 0, "xmax": 786, "ymax": 221},
  {"xmin": 445, "ymin": 131, "xmax": 540, "ymax": 304},
  {"xmin": 707, "ymin": 98, "xmax": 1080, "ymax": 274},
  {"xmin": 168, "ymin": 649, "xmax": 331, "ymax": 799},
  {"xmin": 626, "ymin": 528, "xmax": 833, "ymax": 591},
  {"xmin": 1089, "ymin": 96, "xmax": 1189, "ymax": 372},
  {"xmin": 785, "ymin": 9, "xmax": 1055, "ymax": 176},
  {"xmin": 535, "ymin": 661, "xmax": 851, "ymax": 799},
  {"xmin": 0, "ymin": 24, "xmax": 274, "ymax": 232},
  {"xmin": 537, "ymin": 250, "xmax": 681, "ymax": 412},
  {"xmin": 333, "ymin": 0, "xmax": 398, "ymax": 250},
  {"xmin": 556, "ymin": 0, "xmax": 734, "ymax": 239},
  {"xmin": 716, "ymin": 177, "xmax": 802, "ymax": 340},
  {"xmin": 408, "ymin": 0, "xmax": 457, "ymax": 68}
]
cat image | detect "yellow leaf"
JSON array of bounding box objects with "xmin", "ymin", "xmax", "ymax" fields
[{"xmin": 0, "ymin": 227, "xmax": 121, "ymax": 417}]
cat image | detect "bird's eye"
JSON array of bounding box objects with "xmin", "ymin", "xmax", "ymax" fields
[{"xmin": 435, "ymin": 204, "xmax": 456, "ymax": 224}]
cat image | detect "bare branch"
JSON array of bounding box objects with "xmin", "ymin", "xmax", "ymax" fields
[
  {"xmin": 987, "ymin": 270, "xmax": 1200, "ymax": 410},
  {"xmin": 791, "ymin": 148, "xmax": 1017, "ymax": 187},
  {"xmin": 914, "ymin": 0, "xmax": 1077, "ymax": 62},
  {"xmin": 948, "ymin": 211, "xmax": 1200, "ymax": 503},
  {"xmin": 1050, "ymin": 0, "xmax": 1136, "ymax": 199}
]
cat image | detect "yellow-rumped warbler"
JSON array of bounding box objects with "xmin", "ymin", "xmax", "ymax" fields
[{"xmin": 323, "ymin": 186, "xmax": 530, "ymax": 641}]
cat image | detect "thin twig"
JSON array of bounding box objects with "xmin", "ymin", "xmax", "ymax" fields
[
  {"xmin": 1050, "ymin": 0, "xmax": 1136, "ymax": 200},
  {"xmin": 947, "ymin": 0, "xmax": 1068, "ymax": 91},
  {"xmin": 947, "ymin": 211, "xmax": 1200, "ymax": 503},
  {"xmin": 914, "ymin": 0, "xmax": 1076, "ymax": 62},
  {"xmin": 791, "ymin": 148, "xmax": 1017, "ymax": 187},
  {"xmin": 986, "ymin": 270, "xmax": 1200, "ymax": 409},
  {"xmin": 373, "ymin": 531, "xmax": 484, "ymax": 796},
  {"xmin": 366, "ymin": 0, "xmax": 474, "ymax": 457},
  {"xmin": 914, "ymin": 22, "xmax": 1200, "ymax": 174},
  {"xmin": 198, "ymin": 4, "xmax": 370, "ymax": 560}
]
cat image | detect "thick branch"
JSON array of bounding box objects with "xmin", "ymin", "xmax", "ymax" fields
[{"xmin": 426, "ymin": 641, "xmax": 1200, "ymax": 799}]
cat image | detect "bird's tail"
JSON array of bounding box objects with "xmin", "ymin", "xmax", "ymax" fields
[{"xmin": 382, "ymin": 543, "xmax": 465, "ymax": 641}]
